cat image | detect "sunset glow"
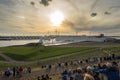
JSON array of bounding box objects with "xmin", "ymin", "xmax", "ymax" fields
[{"xmin": 50, "ymin": 11, "xmax": 64, "ymax": 26}]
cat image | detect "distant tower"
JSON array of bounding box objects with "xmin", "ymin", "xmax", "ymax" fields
[
  {"xmin": 100, "ymin": 34, "xmax": 104, "ymax": 37},
  {"xmin": 39, "ymin": 37, "xmax": 43, "ymax": 44}
]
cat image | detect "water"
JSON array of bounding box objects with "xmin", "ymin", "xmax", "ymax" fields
[
  {"xmin": 112, "ymin": 37, "xmax": 120, "ymax": 39},
  {"xmin": 0, "ymin": 36, "xmax": 120, "ymax": 47},
  {"xmin": 0, "ymin": 40, "xmax": 39, "ymax": 47}
]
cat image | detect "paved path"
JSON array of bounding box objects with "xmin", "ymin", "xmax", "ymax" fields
[
  {"xmin": 0, "ymin": 48, "xmax": 100, "ymax": 65},
  {"xmin": 1, "ymin": 47, "xmax": 119, "ymax": 80},
  {"xmin": 0, "ymin": 51, "xmax": 16, "ymax": 62}
]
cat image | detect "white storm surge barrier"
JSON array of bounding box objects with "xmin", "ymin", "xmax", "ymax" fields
[{"xmin": 41, "ymin": 36, "xmax": 107, "ymax": 46}]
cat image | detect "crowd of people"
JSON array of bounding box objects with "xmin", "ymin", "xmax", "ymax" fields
[
  {"xmin": 37, "ymin": 74, "xmax": 52, "ymax": 80},
  {"xmin": 0, "ymin": 53, "xmax": 120, "ymax": 80},
  {"xmin": 38, "ymin": 53, "xmax": 120, "ymax": 80},
  {"xmin": 61, "ymin": 61, "xmax": 120, "ymax": 80},
  {"xmin": 2, "ymin": 66, "xmax": 31, "ymax": 78},
  {"xmin": 41, "ymin": 53, "xmax": 120, "ymax": 72}
]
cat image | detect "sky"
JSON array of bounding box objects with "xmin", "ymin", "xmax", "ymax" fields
[{"xmin": 0, "ymin": 0, "xmax": 120, "ymax": 36}]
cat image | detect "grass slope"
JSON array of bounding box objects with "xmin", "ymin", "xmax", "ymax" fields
[
  {"xmin": 0, "ymin": 46, "xmax": 93, "ymax": 61},
  {"xmin": 0, "ymin": 56, "xmax": 6, "ymax": 61},
  {"xmin": 40, "ymin": 47, "xmax": 120, "ymax": 64},
  {"xmin": 0, "ymin": 46, "xmax": 120, "ymax": 69}
]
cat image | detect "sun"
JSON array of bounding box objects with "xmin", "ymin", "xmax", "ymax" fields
[{"xmin": 50, "ymin": 10, "xmax": 64, "ymax": 26}]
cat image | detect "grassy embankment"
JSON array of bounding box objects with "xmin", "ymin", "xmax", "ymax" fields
[
  {"xmin": 41, "ymin": 46, "xmax": 120, "ymax": 64},
  {"xmin": 0, "ymin": 56, "xmax": 5, "ymax": 61},
  {"xmin": 0, "ymin": 46, "xmax": 120, "ymax": 69},
  {"xmin": 0, "ymin": 46, "xmax": 93, "ymax": 61}
]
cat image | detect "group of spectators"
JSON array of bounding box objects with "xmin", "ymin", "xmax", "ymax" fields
[
  {"xmin": 37, "ymin": 74, "xmax": 52, "ymax": 80},
  {"xmin": 1, "ymin": 52, "xmax": 120, "ymax": 80},
  {"xmin": 61, "ymin": 61, "xmax": 120, "ymax": 80},
  {"xmin": 40, "ymin": 53, "xmax": 120, "ymax": 80},
  {"xmin": 41, "ymin": 53, "xmax": 120, "ymax": 72},
  {"xmin": 4, "ymin": 66, "xmax": 31, "ymax": 78}
]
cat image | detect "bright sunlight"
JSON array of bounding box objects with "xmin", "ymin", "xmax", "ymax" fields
[{"xmin": 50, "ymin": 10, "xmax": 64, "ymax": 26}]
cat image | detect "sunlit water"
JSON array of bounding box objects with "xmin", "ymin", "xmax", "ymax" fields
[
  {"xmin": 112, "ymin": 37, "xmax": 120, "ymax": 39},
  {"xmin": 0, "ymin": 40, "xmax": 39, "ymax": 47},
  {"xmin": 0, "ymin": 37, "xmax": 120, "ymax": 47}
]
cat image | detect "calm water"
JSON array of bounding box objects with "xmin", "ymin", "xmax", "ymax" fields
[
  {"xmin": 0, "ymin": 40, "xmax": 39, "ymax": 47},
  {"xmin": 112, "ymin": 37, "xmax": 120, "ymax": 39},
  {"xmin": 0, "ymin": 36, "xmax": 120, "ymax": 47}
]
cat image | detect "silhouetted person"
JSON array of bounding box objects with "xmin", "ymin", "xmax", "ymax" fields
[{"xmin": 13, "ymin": 67, "xmax": 16, "ymax": 77}]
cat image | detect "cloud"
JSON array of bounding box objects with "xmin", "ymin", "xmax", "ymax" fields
[
  {"xmin": 0, "ymin": 0, "xmax": 120, "ymax": 35},
  {"xmin": 40, "ymin": 0, "xmax": 52, "ymax": 6},
  {"xmin": 62, "ymin": 13, "xmax": 120, "ymax": 33}
]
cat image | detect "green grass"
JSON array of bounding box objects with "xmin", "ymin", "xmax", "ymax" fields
[
  {"xmin": 103, "ymin": 47, "xmax": 120, "ymax": 51},
  {"xmin": 39, "ymin": 47, "xmax": 120, "ymax": 65},
  {"xmin": 0, "ymin": 46, "xmax": 93, "ymax": 61},
  {"xmin": 39, "ymin": 49, "xmax": 102, "ymax": 64},
  {"xmin": 0, "ymin": 46, "xmax": 120, "ymax": 69},
  {"xmin": 0, "ymin": 46, "xmax": 120, "ymax": 61},
  {"xmin": 0, "ymin": 62, "xmax": 37, "ymax": 69},
  {"xmin": 102, "ymin": 47, "xmax": 120, "ymax": 56},
  {"xmin": 0, "ymin": 56, "xmax": 6, "ymax": 61}
]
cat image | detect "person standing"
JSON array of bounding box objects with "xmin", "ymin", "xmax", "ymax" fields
[{"xmin": 13, "ymin": 67, "xmax": 16, "ymax": 77}]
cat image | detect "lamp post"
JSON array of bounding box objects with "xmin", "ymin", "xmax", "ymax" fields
[{"xmin": 54, "ymin": 26, "xmax": 59, "ymax": 36}]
